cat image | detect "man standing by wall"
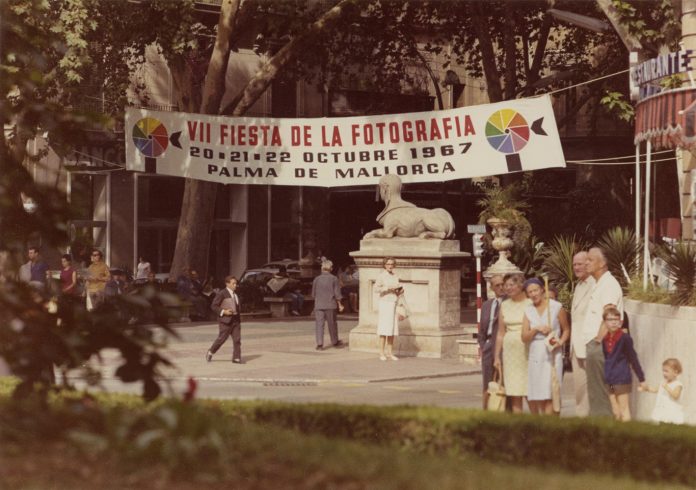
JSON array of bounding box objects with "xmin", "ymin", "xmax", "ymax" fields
[
  {"xmin": 570, "ymin": 251, "xmax": 595, "ymax": 417},
  {"xmin": 207, "ymin": 275, "xmax": 242, "ymax": 363},
  {"xmin": 479, "ymin": 274, "xmax": 505, "ymax": 409},
  {"xmin": 85, "ymin": 249, "xmax": 109, "ymax": 310},
  {"xmin": 311, "ymin": 260, "xmax": 344, "ymax": 350},
  {"xmin": 582, "ymin": 247, "xmax": 623, "ymax": 417}
]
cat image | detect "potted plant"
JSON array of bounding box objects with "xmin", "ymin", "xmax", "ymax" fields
[{"xmin": 476, "ymin": 183, "xmax": 532, "ymax": 266}]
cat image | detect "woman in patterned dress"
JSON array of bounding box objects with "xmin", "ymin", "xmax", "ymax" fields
[
  {"xmin": 494, "ymin": 273, "xmax": 531, "ymax": 413},
  {"xmin": 521, "ymin": 278, "xmax": 570, "ymax": 415}
]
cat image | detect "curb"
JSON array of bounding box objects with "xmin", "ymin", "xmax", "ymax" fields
[{"xmin": 73, "ymin": 368, "xmax": 481, "ymax": 386}]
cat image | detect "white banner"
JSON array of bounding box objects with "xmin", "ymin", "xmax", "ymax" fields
[{"xmin": 125, "ymin": 96, "xmax": 565, "ymax": 187}]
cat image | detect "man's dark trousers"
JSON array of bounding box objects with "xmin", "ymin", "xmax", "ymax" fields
[{"xmin": 210, "ymin": 313, "xmax": 241, "ymax": 360}]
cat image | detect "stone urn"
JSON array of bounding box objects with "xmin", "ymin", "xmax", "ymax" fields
[{"xmin": 483, "ymin": 217, "xmax": 521, "ymax": 280}]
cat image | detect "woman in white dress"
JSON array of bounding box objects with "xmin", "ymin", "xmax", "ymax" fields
[
  {"xmin": 521, "ymin": 278, "xmax": 570, "ymax": 415},
  {"xmin": 375, "ymin": 257, "xmax": 404, "ymax": 361}
]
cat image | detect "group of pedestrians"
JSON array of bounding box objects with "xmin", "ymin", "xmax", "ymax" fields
[
  {"xmin": 484, "ymin": 273, "xmax": 569, "ymax": 415},
  {"xmin": 479, "ymin": 246, "xmax": 685, "ymax": 423}
]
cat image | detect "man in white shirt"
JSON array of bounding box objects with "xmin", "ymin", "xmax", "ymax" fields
[
  {"xmin": 569, "ymin": 251, "xmax": 595, "ymax": 417},
  {"xmin": 206, "ymin": 275, "xmax": 242, "ymax": 363},
  {"xmin": 582, "ymin": 247, "xmax": 623, "ymax": 417}
]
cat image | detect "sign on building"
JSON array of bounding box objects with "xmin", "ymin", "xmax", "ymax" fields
[{"xmin": 125, "ymin": 96, "xmax": 565, "ymax": 187}]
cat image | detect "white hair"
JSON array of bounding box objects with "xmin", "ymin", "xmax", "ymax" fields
[{"xmin": 321, "ymin": 259, "xmax": 333, "ymax": 271}]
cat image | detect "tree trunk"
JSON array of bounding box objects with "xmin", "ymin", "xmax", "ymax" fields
[
  {"xmin": 471, "ymin": 2, "xmax": 503, "ymax": 102},
  {"xmin": 170, "ymin": 0, "xmax": 355, "ymax": 279},
  {"xmin": 503, "ymin": 6, "xmax": 517, "ymax": 100},
  {"xmin": 169, "ymin": 0, "xmax": 241, "ymax": 280}
]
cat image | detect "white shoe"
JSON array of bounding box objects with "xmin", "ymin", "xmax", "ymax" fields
[
  {"xmin": 379, "ymin": 354, "xmax": 387, "ymax": 361},
  {"xmin": 388, "ymin": 354, "xmax": 399, "ymax": 361}
]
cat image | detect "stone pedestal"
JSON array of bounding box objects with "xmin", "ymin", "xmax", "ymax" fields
[{"xmin": 349, "ymin": 238, "xmax": 469, "ymax": 359}]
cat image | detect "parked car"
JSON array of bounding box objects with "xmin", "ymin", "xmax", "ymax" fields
[{"xmin": 260, "ymin": 259, "xmax": 300, "ymax": 273}]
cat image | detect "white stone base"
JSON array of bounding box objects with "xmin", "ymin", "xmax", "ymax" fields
[{"xmin": 348, "ymin": 238, "xmax": 469, "ymax": 359}]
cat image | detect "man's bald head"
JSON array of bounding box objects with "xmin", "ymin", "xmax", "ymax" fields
[
  {"xmin": 573, "ymin": 251, "xmax": 589, "ymax": 280},
  {"xmin": 587, "ymin": 247, "xmax": 608, "ymax": 279}
]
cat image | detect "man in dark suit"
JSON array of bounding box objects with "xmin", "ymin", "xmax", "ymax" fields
[
  {"xmin": 479, "ymin": 274, "xmax": 505, "ymax": 409},
  {"xmin": 206, "ymin": 275, "xmax": 242, "ymax": 363}
]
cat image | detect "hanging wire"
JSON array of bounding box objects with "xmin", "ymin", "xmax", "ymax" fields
[
  {"xmin": 70, "ymin": 150, "xmax": 125, "ymax": 169},
  {"xmin": 568, "ymin": 149, "xmax": 673, "ymax": 163},
  {"xmin": 526, "ymin": 68, "xmax": 630, "ymax": 99},
  {"xmin": 567, "ymin": 156, "xmax": 677, "ymax": 165}
]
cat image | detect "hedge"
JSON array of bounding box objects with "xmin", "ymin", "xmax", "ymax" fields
[
  {"xmin": 213, "ymin": 400, "xmax": 696, "ymax": 486},
  {"xmin": 1, "ymin": 379, "xmax": 694, "ymax": 486}
]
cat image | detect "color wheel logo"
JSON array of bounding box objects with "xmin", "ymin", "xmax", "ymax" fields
[
  {"xmin": 485, "ymin": 109, "xmax": 529, "ymax": 154},
  {"xmin": 132, "ymin": 118, "xmax": 169, "ymax": 158},
  {"xmin": 484, "ymin": 109, "xmax": 548, "ymax": 172}
]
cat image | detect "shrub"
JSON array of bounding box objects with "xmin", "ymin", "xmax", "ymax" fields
[
  {"xmin": 660, "ymin": 241, "xmax": 696, "ymax": 306},
  {"xmin": 3, "ymin": 392, "xmax": 695, "ymax": 486},
  {"xmin": 219, "ymin": 401, "xmax": 696, "ymax": 486},
  {"xmin": 596, "ymin": 226, "xmax": 641, "ymax": 289}
]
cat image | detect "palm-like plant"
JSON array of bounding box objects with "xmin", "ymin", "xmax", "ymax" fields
[
  {"xmin": 596, "ymin": 227, "xmax": 641, "ymax": 288},
  {"xmin": 513, "ymin": 235, "xmax": 545, "ymax": 277},
  {"xmin": 477, "ymin": 183, "xmax": 530, "ymax": 224},
  {"xmin": 477, "ymin": 183, "xmax": 531, "ymax": 251},
  {"xmin": 660, "ymin": 241, "xmax": 696, "ymax": 306},
  {"xmin": 541, "ymin": 235, "xmax": 588, "ymax": 293}
]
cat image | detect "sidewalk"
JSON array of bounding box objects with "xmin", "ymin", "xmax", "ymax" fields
[{"xmin": 112, "ymin": 313, "xmax": 482, "ymax": 385}]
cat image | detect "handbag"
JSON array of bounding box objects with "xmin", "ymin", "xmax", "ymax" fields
[
  {"xmin": 486, "ymin": 367, "xmax": 506, "ymax": 412},
  {"xmin": 395, "ymin": 294, "xmax": 410, "ymax": 320}
]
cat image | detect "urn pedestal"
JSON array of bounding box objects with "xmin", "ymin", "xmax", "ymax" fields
[{"xmin": 348, "ymin": 239, "xmax": 469, "ymax": 359}]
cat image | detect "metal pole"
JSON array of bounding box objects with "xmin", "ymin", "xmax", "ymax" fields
[
  {"xmin": 476, "ymin": 257, "xmax": 482, "ymax": 323},
  {"xmin": 643, "ymin": 141, "xmax": 652, "ymax": 290},
  {"xmin": 635, "ymin": 143, "xmax": 641, "ymax": 270}
]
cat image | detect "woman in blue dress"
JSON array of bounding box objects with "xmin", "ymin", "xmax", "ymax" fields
[{"xmin": 521, "ymin": 278, "xmax": 570, "ymax": 415}]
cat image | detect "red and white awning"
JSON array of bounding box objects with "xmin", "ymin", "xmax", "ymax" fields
[{"xmin": 634, "ymin": 87, "xmax": 696, "ymax": 149}]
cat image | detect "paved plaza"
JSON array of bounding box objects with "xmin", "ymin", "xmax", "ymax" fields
[{"xmin": 74, "ymin": 312, "xmax": 577, "ymax": 414}]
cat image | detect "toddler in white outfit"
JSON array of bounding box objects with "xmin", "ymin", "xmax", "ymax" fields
[{"xmin": 640, "ymin": 358, "xmax": 685, "ymax": 425}]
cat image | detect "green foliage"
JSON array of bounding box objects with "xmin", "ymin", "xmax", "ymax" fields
[
  {"xmin": 659, "ymin": 241, "xmax": 696, "ymax": 306},
  {"xmin": 511, "ymin": 235, "xmax": 545, "ymax": 277},
  {"xmin": 541, "ymin": 235, "xmax": 589, "ymax": 292},
  {"xmin": 600, "ymin": 91, "xmax": 634, "ymax": 122},
  {"xmin": 221, "ymin": 401, "xmax": 696, "ymax": 487},
  {"xmin": 1, "ymin": 0, "xmax": 182, "ymax": 402},
  {"xmin": 477, "ymin": 183, "xmax": 532, "ymax": 254},
  {"xmin": 611, "ymin": 0, "xmax": 681, "ymax": 53},
  {"xmin": 596, "ymin": 226, "xmax": 641, "ymax": 289},
  {"xmin": 2, "ymin": 394, "xmax": 696, "ymax": 488},
  {"xmin": 625, "ymin": 276, "xmax": 672, "ymax": 304}
]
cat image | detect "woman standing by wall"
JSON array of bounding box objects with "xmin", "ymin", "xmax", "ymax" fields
[
  {"xmin": 375, "ymin": 257, "xmax": 403, "ymax": 361},
  {"xmin": 494, "ymin": 273, "xmax": 531, "ymax": 413}
]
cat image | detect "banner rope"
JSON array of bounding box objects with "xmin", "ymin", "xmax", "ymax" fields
[
  {"xmin": 567, "ymin": 156, "xmax": 676, "ymax": 165},
  {"xmin": 528, "ymin": 68, "xmax": 630, "ymax": 98}
]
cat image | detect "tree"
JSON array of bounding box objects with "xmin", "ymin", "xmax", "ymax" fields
[{"xmin": 1, "ymin": 0, "xmax": 180, "ymax": 401}]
